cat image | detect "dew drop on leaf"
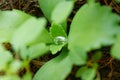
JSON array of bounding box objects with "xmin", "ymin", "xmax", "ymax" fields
[{"xmin": 54, "ymin": 36, "xmax": 67, "ymax": 45}]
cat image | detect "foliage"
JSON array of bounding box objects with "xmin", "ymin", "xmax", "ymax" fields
[{"xmin": 0, "ymin": 0, "xmax": 120, "ymax": 80}]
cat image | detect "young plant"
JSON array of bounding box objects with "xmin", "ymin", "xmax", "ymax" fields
[{"xmin": 0, "ymin": 0, "xmax": 120, "ymax": 80}]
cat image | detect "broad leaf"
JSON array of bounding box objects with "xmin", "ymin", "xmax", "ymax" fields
[
  {"xmin": 111, "ymin": 33, "xmax": 120, "ymax": 60},
  {"xmin": 0, "ymin": 9, "xmax": 30, "ymax": 43},
  {"xmin": 11, "ymin": 18, "xmax": 47, "ymax": 50},
  {"xmin": 68, "ymin": 2, "xmax": 120, "ymax": 51},
  {"xmin": 76, "ymin": 67, "xmax": 96, "ymax": 80},
  {"xmin": 68, "ymin": 46, "xmax": 87, "ymax": 65},
  {"xmin": 51, "ymin": 0, "xmax": 74, "ymax": 24},
  {"xmin": 33, "ymin": 51, "xmax": 72, "ymax": 80}
]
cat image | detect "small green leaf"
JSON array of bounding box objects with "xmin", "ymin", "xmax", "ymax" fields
[
  {"xmin": 51, "ymin": 0, "xmax": 74, "ymax": 24},
  {"xmin": 68, "ymin": 46, "xmax": 87, "ymax": 65},
  {"xmin": 76, "ymin": 67, "xmax": 96, "ymax": 80},
  {"xmin": 50, "ymin": 23, "xmax": 67, "ymax": 54},
  {"xmin": 11, "ymin": 18, "xmax": 47, "ymax": 50},
  {"xmin": 111, "ymin": 33, "xmax": 120, "ymax": 60},
  {"xmin": 50, "ymin": 44, "xmax": 64, "ymax": 54},
  {"xmin": 33, "ymin": 51, "xmax": 72, "ymax": 80},
  {"xmin": 28, "ymin": 43, "xmax": 49, "ymax": 60},
  {"xmin": 68, "ymin": 2, "xmax": 120, "ymax": 51},
  {"xmin": 50, "ymin": 23, "xmax": 67, "ymax": 38}
]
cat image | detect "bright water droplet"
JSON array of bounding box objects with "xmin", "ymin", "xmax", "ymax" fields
[{"xmin": 54, "ymin": 36, "xmax": 67, "ymax": 45}]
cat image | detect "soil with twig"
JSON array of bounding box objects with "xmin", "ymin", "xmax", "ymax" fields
[{"xmin": 0, "ymin": 0, "xmax": 120, "ymax": 80}]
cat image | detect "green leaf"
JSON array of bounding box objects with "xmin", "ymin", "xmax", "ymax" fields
[
  {"xmin": 51, "ymin": 0, "xmax": 74, "ymax": 24},
  {"xmin": 28, "ymin": 43, "xmax": 49, "ymax": 60},
  {"xmin": 50, "ymin": 23, "xmax": 67, "ymax": 54},
  {"xmin": 0, "ymin": 51, "xmax": 13, "ymax": 71},
  {"xmin": 8, "ymin": 60, "xmax": 22, "ymax": 73},
  {"xmin": 50, "ymin": 44, "xmax": 64, "ymax": 54},
  {"xmin": 0, "ymin": 9, "xmax": 31, "ymax": 43},
  {"xmin": 68, "ymin": 46, "xmax": 87, "ymax": 65},
  {"xmin": 50, "ymin": 23, "xmax": 67, "ymax": 38},
  {"xmin": 23, "ymin": 72, "xmax": 32, "ymax": 80},
  {"xmin": 111, "ymin": 33, "xmax": 120, "ymax": 60},
  {"xmin": 0, "ymin": 75, "xmax": 21, "ymax": 80},
  {"xmin": 33, "ymin": 51, "xmax": 72, "ymax": 80},
  {"xmin": 11, "ymin": 18, "xmax": 47, "ymax": 50},
  {"xmin": 76, "ymin": 67, "xmax": 96, "ymax": 80},
  {"xmin": 68, "ymin": 2, "xmax": 120, "ymax": 51},
  {"xmin": 38, "ymin": 0, "xmax": 63, "ymax": 21}
]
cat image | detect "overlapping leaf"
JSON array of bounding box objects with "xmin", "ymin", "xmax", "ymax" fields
[
  {"xmin": 38, "ymin": 0, "xmax": 74, "ymax": 24},
  {"xmin": 68, "ymin": 2, "xmax": 120, "ymax": 51}
]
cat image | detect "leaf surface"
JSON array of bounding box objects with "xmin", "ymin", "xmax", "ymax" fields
[{"xmin": 68, "ymin": 2, "xmax": 120, "ymax": 51}]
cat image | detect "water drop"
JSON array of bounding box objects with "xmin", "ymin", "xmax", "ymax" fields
[{"xmin": 54, "ymin": 36, "xmax": 67, "ymax": 45}]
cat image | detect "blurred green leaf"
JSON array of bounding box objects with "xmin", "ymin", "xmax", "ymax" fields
[
  {"xmin": 68, "ymin": 46, "xmax": 87, "ymax": 65},
  {"xmin": 111, "ymin": 33, "xmax": 120, "ymax": 60},
  {"xmin": 11, "ymin": 18, "xmax": 47, "ymax": 50},
  {"xmin": 0, "ymin": 75, "xmax": 21, "ymax": 80},
  {"xmin": 51, "ymin": 0, "xmax": 74, "ymax": 24},
  {"xmin": 28, "ymin": 43, "xmax": 49, "ymax": 60},
  {"xmin": 0, "ymin": 9, "xmax": 31, "ymax": 43},
  {"xmin": 0, "ymin": 51, "xmax": 13, "ymax": 71},
  {"xmin": 7, "ymin": 60, "xmax": 22, "ymax": 74},
  {"xmin": 33, "ymin": 50, "xmax": 72, "ymax": 80},
  {"xmin": 76, "ymin": 67, "xmax": 96, "ymax": 80},
  {"xmin": 68, "ymin": 2, "xmax": 120, "ymax": 51},
  {"xmin": 23, "ymin": 72, "xmax": 32, "ymax": 80}
]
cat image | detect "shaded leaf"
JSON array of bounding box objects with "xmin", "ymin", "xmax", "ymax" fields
[{"xmin": 76, "ymin": 67, "xmax": 96, "ymax": 80}]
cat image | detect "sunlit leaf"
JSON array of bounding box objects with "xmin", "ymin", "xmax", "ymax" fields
[
  {"xmin": 11, "ymin": 18, "xmax": 47, "ymax": 50},
  {"xmin": 0, "ymin": 9, "xmax": 31, "ymax": 43},
  {"xmin": 68, "ymin": 2, "xmax": 120, "ymax": 51},
  {"xmin": 33, "ymin": 50, "xmax": 72, "ymax": 80}
]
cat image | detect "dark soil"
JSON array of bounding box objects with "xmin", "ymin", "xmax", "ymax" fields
[{"xmin": 0, "ymin": 0, "xmax": 120, "ymax": 80}]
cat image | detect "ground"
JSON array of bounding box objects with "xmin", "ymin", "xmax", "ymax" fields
[{"xmin": 0, "ymin": 0, "xmax": 120, "ymax": 80}]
